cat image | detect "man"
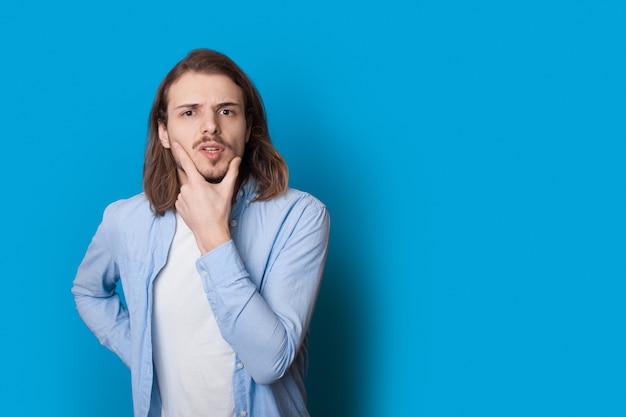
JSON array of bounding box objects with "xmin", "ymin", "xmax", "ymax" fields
[{"xmin": 72, "ymin": 48, "xmax": 330, "ymax": 417}]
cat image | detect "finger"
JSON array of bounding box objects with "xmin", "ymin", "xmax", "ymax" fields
[
  {"xmin": 221, "ymin": 156, "xmax": 242, "ymax": 189},
  {"xmin": 171, "ymin": 142, "xmax": 203, "ymax": 183}
]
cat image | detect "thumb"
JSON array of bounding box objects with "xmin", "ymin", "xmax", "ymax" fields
[
  {"xmin": 172, "ymin": 142, "xmax": 202, "ymax": 184},
  {"xmin": 222, "ymin": 156, "xmax": 242, "ymax": 188}
]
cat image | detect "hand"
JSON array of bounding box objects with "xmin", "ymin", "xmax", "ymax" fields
[{"xmin": 171, "ymin": 142, "xmax": 242, "ymax": 254}]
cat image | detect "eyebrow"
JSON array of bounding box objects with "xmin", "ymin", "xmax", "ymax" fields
[
  {"xmin": 173, "ymin": 102, "xmax": 242, "ymax": 110},
  {"xmin": 173, "ymin": 103, "xmax": 200, "ymax": 110}
]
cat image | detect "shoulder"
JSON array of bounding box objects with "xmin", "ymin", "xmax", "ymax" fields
[
  {"xmin": 102, "ymin": 193, "xmax": 153, "ymax": 221},
  {"xmin": 98, "ymin": 193, "xmax": 174, "ymax": 252},
  {"xmin": 249, "ymin": 187, "xmax": 330, "ymax": 232},
  {"xmin": 257, "ymin": 187, "xmax": 327, "ymax": 215},
  {"xmin": 277, "ymin": 188, "xmax": 326, "ymax": 210},
  {"xmin": 243, "ymin": 177, "xmax": 326, "ymax": 214},
  {"xmin": 100, "ymin": 193, "xmax": 172, "ymax": 236}
]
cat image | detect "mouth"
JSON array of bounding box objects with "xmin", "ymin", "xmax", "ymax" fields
[{"xmin": 199, "ymin": 142, "xmax": 225, "ymax": 161}]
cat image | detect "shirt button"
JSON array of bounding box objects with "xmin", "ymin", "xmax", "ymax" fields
[
  {"xmin": 230, "ymin": 219, "xmax": 237, "ymax": 227},
  {"xmin": 245, "ymin": 199, "xmax": 250, "ymax": 204},
  {"xmin": 238, "ymin": 190, "xmax": 244, "ymax": 198},
  {"xmin": 201, "ymin": 271, "xmax": 207, "ymax": 277},
  {"xmin": 240, "ymin": 411, "xmax": 248, "ymax": 417},
  {"xmin": 237, "ymin": 362, "xmax": 244, "ymax": 369}
]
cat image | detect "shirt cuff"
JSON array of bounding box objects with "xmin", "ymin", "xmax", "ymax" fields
[{"xmin": 195, "ymin": 239, "xmax": 247, "ymax": 286}]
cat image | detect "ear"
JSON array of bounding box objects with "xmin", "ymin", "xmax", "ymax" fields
[{"xmin": 158, "ymin": 121, "xmax": 171, "ymax": 149}]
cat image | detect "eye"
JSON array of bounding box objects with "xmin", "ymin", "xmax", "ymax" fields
[
  {"xmin": 182, "ymin": 110, "xmax": 195, "ymax": 117},
  {"xmin": 220, "ymin": 109, "xmax": 235, "ymax": 116}
]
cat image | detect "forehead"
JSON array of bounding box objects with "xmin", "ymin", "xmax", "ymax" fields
[{"xmin": 167, "ymin": 71, "xmax": 245, "ymax": 107}]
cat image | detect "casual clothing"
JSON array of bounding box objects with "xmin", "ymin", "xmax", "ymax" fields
[
  {"xmin": 152, "ymin": 212, "xmax": 236, "ymax": 417},
  {"xmin": 71, "ymin": 178, "xmax": 330, "ymax": 417}
]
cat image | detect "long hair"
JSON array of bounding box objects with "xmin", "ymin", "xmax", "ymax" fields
[{"xmin": 143, "ymin": 49, "xmax": 289, "ymax": 216}]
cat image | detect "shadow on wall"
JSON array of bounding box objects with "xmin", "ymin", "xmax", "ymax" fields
[
  {"xmin": 262, "ymin": 69, "xmax": 372, "ymax": 416},
  {"xmin": 306, "ymin": 252, "xmax": 368, "ymax": 417}
]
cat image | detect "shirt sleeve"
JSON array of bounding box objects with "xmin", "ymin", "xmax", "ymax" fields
[
  {"xmin": 71, "ymin": 208, "xmax": 132, "ymax": 367},
  {"xmin": 196, "ymin": 202, "xmax": 330, "ymax": 384}
]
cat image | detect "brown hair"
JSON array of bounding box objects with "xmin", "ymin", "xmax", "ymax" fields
[{"xmin": 143, "ymin": 48, "xmax": 289, "ymax": 216}]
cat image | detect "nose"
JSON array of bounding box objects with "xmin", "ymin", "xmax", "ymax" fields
[{"xmin": 201, "ymin": 112, "xmax": 219, "ymax": 135}]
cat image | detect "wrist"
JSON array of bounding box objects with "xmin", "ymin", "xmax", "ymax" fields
[{"xmin": 196, "ymin": 230, "xmax": 231, "ymax": 255}]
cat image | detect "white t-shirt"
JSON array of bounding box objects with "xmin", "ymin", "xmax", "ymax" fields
[{"xmin": 152, "ymin": 213, "xmax": 236, "ymax": 417}]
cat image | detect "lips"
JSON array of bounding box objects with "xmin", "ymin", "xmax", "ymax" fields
[{"xmin": 199, "ymin": 142, "xmax": 224, "ymax": 161}]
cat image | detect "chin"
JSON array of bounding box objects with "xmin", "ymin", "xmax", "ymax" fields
[
  {"xmin": 204, "ymin": 175, "xmax": 225, "ymax": 184},
  {"xmin": 201, "ymin": 168, "xmax": 228, "ymax": 184},
  {"xmin": 199, "ymin": 159, "xmax": 230, "ymax": 183}
]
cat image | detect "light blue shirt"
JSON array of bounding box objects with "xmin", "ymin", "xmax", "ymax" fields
[{"xmin": 72, "ymin": 179, "xmax": 330, "ymax": 417}]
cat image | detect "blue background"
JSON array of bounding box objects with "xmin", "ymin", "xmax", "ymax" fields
[{"xmin": 1, "ymin": 1, "xmax": 625, "ymax": 416}]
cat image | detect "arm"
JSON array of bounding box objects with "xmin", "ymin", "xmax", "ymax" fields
[
  {"xmin": 197, "ymin": 203, "xmax": 330, "ymax": 384},
  {"xmin": 71, "ymin": 209, "xmax": 131, "ymax": 367},
  {"xmin": 170, "ymin": 142, "xmax": 330, "ymax": 383}
]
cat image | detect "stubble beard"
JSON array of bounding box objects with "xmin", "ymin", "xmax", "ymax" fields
[
  {"xmin": 204, "ymin": 172, "xmax": 226, "ymax": 184},
  {"xmin": 197, "ymin": 160, "xmax": 229, "ymax": 184},
  {"xmin": 195, "ymin": 135, "xmax": 230, "ymax": 183}
]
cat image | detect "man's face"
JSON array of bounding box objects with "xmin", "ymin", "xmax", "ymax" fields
[{"xmin": 158, "ymin": 71, "xmax": 250, "ymax": 183}]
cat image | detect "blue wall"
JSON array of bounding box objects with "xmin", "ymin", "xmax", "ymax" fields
[{"xmin": 1, "ymin": 1, "xmax": 625, "ymax": 416}]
